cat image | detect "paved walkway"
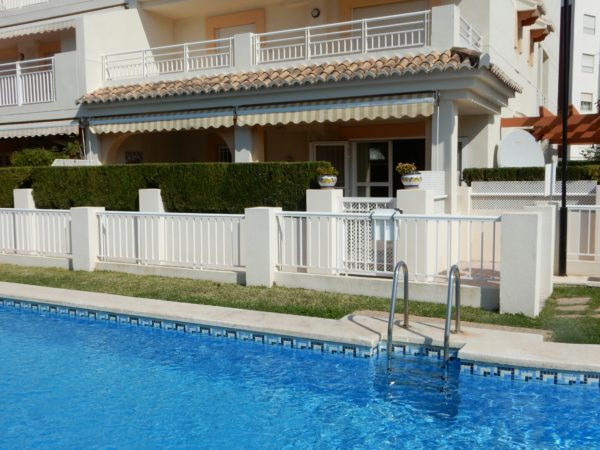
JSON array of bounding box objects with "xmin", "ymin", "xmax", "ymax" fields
[{"xmin": 1, "ymin": 282, "xmax": 600, "ymax": 373}]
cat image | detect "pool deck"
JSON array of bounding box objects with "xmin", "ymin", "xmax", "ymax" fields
[{"xmin": 1, "ymin": 281, "xmax": 599, "ymax": 374}]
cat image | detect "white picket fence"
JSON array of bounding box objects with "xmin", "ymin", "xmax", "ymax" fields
[
  {"xmin": 0, "ymin": 209, "xmax": 71, "ymax": 257},
  {"xmin": 97, "ymin": 211, "xmax": 245, "ymax": 270},
  {"xmin": 276, "ymin": 211, "xmax": 501, "ymax": 282}
]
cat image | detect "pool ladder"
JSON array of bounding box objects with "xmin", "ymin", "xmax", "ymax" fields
[{"xmin": 386, "ymin": 263, "xmax": 462, "ymax": 365}]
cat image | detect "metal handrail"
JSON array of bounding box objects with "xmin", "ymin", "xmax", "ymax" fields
[
  {"xmin": 443, "ymin": 265, "xmax": 461, "ymax": 363},
  {"xmin": 386, "ymin": 261, "xmax": 409, "ymax": 361}
]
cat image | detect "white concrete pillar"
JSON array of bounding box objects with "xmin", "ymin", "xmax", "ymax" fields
[
  {"xmin": 233, "ymin": 32, "xmax": 255, "ymax": 71},
  {"xmin": 139, "ymin": 189, "xmax": 165, "ymax": 264},
  {"xmin": 13, "ymin": 189, "xmax": 35, "ymax": 209},
  {"xmin": 306, "ymin": 189, "xmax": 343, "ymax": 274},
  {"xmin": 395, "ymin": 189, "xmax": 435, "ymax": 279},
  {"xmin": 85, "ymin": 128, "xmax": 101, "ymax": 163},
  {"xmin": 71, "ymin": 207, "xmax": 105, "ymax": 272},
  {"xmin": 139, "ymin": 189, "xmax": 165, "ymax": 213},
  {"xmin": 395, "ymin": 189, "xmax": 433, "ymax": 214},
  {"xmin": 234, "ymin": 126, "xmax": 264, "ymax": 162},
  {"xmin": 432, "ymin": 99, "xmax": 459, "ymax": 213},
  {"xmin": 500, "ymin": 212, "xmax": 542, "ymax": 317},
  {"xmin": 430, "ymin": 5, "xmax": 460, "ymax": 50},
  {"xmin": 456, "ymin": 186, "xmax": 472, "ymax": 216},
  {"xmin": 525, "ymin": 204, "xmax": 556, "ymax": 299},
  {"xmin": 245, "ymin": 207, "xmax": 281, "ymax": 287},
  {"xmin": 596, "ymin": 189, "xmax": 600, "ymax": 262}
]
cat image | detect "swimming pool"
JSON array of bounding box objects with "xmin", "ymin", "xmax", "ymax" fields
[{"xmin": 1, "ymin": 304, "xmax": 599, "ymax": 449}]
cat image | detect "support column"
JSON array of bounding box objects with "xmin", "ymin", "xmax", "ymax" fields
[
  {"xmin": 500, "ymin": 212, "xmax": 542, "ymax": 317},
  {"xmin": 432, "ymin": 99, "xmax": 459, "ymax": 213},
  {"xmin": 85, "ymin": 128, "xmax": 101, "ymax": 163},
  {"xmin": 71, "ymin": 207, "xmax": 105, "ymax": 272},
  {"xmin": 234, "ymin": 126, "xmax": 264, "ymax": 162},
  {"xmin": 245, "ymin": 207, "xmax": 281, "ymax": 287},
  {"xmin": 306, "ymin": 189, "xmax": 343, "ymax": 274},
  {"xmin": 13, "ymin": 189, "xmax": 35, "ymax": 209},
  {"xmin": 525, "ymin": 204, "xmax": 556, "ymax": 299},
  {"xmin": 139, "ymin": 189, "xmax": 165, "ymax": 264}
]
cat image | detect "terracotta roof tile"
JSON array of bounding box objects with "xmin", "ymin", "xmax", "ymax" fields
[{"xmin": 80, "ymin": 48, "xmax": 522, "ymax": 105}]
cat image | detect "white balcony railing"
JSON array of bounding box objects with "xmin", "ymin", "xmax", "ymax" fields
[
  {"xmin": 103, "ymin": 38, "xmax": 234, "ymax": 81},
  {"xmin": 102, "ymin": 9, "xmax": 484, "ymax": 82},
  {"xmin": 0, "ymin": 57, "xmax": 55, "ymax": 107},
  {"xmin": 0, "ymin": 0, "xmax": 48, "ymax": 11},
  {"xmin": 459, "ymin": 16, "xmax": 482, "ymax": 51},
  {"xmin": 253, "ymin": 11, "xmax": 430, "ymax": 65}
]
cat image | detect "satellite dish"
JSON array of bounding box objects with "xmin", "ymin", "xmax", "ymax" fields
[{"xmin": 497, "ymin": 129, "xmax": 545, "ymax": 167}]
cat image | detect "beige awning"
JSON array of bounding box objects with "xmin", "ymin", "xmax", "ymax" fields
[
  {"xmin": 89, "ymin": 109, "xmax": 235, "ymax": 134},
  {"xmin": 0, "ymin": 19, "xmax": 75, "ymax": 40},
  {"xmin": 236, "ymin": 94, "xmax": 435, "ymax": 127},
  {"xmin": 0, "ymin": 120, "xmax": 79, "ymax": 139}
]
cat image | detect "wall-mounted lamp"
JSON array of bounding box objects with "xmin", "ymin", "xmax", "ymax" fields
[{"xmin": 311, "ymin": 8, "xmax": 320, "ymax": 18}]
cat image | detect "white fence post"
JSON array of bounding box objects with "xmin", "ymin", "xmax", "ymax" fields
[
  {"xmin": 139, "ymin": 189, "xmax": 165, "ymax": 265},
  {"xmin": 525, "ymin": 204, "xmax": 556, "ymax": 299},
  {"xmin": 396, "ymin": 189, "xmax": 435, "ymax": 278},
  {"xmin": 13, "ymin": 189, "xmax": 35, "ymax": 209},
  {"xmin": 71, "ymin": 207, "xmax": 104, "ymax": 272},
  {"xmin": 245, "ymin": 207, "xmax": 281, "ymax": 287},
  {"xmin": 500, "ymin": 212, "xmax": 543, "ymax": 317},
  {"xmin": 306, "ymin": 189, "xmax": 343, "ymax": 274}
]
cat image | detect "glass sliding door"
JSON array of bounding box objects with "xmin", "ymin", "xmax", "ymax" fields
[{"xmin": 354, "ymin": 141, "xmax": 392, "ymax": 197}]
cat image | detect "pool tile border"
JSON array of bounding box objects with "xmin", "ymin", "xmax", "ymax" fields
[{"xmin": 2, "ymin": 297, "xmax": 600, "ymax": 387}]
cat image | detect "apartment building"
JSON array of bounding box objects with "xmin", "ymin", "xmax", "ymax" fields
[
  {"xmin": 0, "ymin": 0, "xmax": 558, "ymax": 211},
  {"xmin": 570, "ymin": 0, "xmax": 600, "ymax": 159}
]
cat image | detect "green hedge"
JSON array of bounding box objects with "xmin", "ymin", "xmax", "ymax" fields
[
  {"xmin": 463, "ymin": 165, "xmax": 600, "ymax": 185},
  {"xmin": 0, "ymin": 162, "xmax": 330, "ymax": 212}
]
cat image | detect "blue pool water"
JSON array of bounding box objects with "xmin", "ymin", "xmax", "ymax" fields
[{"xmin": 1, "ymin": 306, "xmax": 599, "ymax": 449}]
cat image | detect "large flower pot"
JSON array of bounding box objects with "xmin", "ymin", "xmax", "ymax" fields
[
  {"xmin": 318, "ymin": 175, "xmax": 337, "ymax": 189},
  {"xmin": 401, "ymin": 172, "xmax": 422, "ymax": 189}
]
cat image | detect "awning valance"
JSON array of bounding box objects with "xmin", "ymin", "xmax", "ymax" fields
[
  {"xmin": 0, "ymin": 19, "xmax": 75, "ymax": 40},
  {"xmin": 236, "ymin": 94, "xmax": 435, "ymax": 127},
  {"xmin": 89, "ymin": 109, "xmax": 234, "ymax": 134},
  {"xmin": 0, "ymin": 120, "xmax": 79, "ymax": 139}
]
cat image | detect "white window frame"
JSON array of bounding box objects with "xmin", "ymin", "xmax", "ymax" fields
[
  {"xmin": 581, "ymin": 92, "xmax": 594, "ymax": 112},
  {"xmin": 582, "ymin": 53, "xmax": 595, "ymax": 73},
  {"xmin": 583, "ymin": 14, "xmax": 596, "ymax": 35}
]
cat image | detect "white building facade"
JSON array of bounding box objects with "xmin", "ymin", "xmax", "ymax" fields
[
  {"xmin": 0, "ymin": 0, "xmax": 559, "ymax": 211},
  {"xmin": 570, "ymin": 0, "xmax": 600, "ymax": 159}
]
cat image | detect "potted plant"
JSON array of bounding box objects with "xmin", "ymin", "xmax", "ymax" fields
[
  {"xmin": 316, "ymin": 166, "xmax": 339, "ymax": 189},
  {"xmin": 395, "ymin": 162, "xmax": 422, "ymax": 189}
]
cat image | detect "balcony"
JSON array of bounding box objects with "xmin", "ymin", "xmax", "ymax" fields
[
  {"xmin": 0, "ymin": 57, "xmax": 54, "ymax": 107},
  {"xmin": 0, "ymin": 0, "xmax": 48, "ymax": 11},
  {"xmin": 103, "ymin": 7, "xmax": 483, "ymax": 83}
]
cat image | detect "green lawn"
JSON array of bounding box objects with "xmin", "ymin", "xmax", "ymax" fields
[{"xmin": 0, "ymin": 264, "xmax": 598, "ymax": 344}]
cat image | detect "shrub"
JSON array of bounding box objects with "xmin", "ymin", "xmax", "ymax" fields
[
  {"xmin": 0, "ymin": 167, "xmax": 33, "ymax": 207},
  {"xmin": 0, "ymin": 162, "xmax": 330, "ymax": 212},
  {"xmin": 9, "ymin": 148, "xmax": 65, "ymax": 167},
  {"xmin": 463, "ymin": 166, "xmax": 600, "ymax": 185}
]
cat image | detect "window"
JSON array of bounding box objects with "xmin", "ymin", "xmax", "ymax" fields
[
  {"xmin": 125, "ymin": 151, "xmax": 143, "ymax": 164},
  {"xmin": 218, "ymin": 144, "xmax": 232, "ymax": 163},
  {"xmin": 583, "ymin": 14, "xmax": 596, "ymax": 35},
  {"xmin": 582, "ymin": 53, "xmax": 595, "ymax": 73},
  {"xmin": 581, "ymin": 92, "xmax": 594, "ymax": 112}
]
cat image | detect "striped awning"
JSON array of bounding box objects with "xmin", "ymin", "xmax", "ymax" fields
[
  {"xmin": 236, "ymin": 94, "xmax": 435, "ymax": 126},
  {"xmin": 0, "ymin": 120, "xmax": 79, "ymax": 139},
  {"xmin": 0, "ymin": 19, "xmax": 75, "ymax": 40},
  {"xmin": 89, "ymin": 109, "xmax": 235, "ymax": 134}
]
